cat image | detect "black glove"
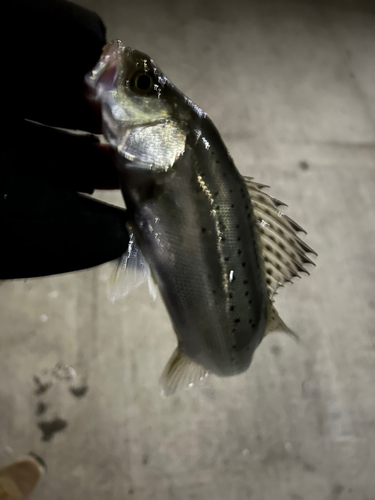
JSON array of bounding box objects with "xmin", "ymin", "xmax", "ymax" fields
[{"xmin": 0, "ymin": 0, "xmax": 128, "ymax": 279}]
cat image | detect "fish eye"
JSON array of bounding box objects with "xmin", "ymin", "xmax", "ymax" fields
[{"xmin": 129, "ymin": 71, "xmax": 154, "ymax": 94}]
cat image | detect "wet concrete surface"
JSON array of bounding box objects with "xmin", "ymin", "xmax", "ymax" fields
[
  {"xmin": 1, "ymin": 0, "xmax": 375, "ymax": 499},
  {"xmin": 38, "ymin": 419, "xmax": 68, "ymax": 443}
]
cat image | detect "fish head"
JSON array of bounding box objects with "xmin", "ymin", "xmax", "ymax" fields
[{"xmin": 85, "ymin": 40, "xmax": 201, "ymax": 173}]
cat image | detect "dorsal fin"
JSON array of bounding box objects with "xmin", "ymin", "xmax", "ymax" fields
[{"xmin": 243, "ymin": 175, "xmax": 316, "ymax": 298}]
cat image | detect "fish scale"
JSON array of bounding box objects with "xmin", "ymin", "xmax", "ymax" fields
[{"xmin": 194, "ymin": 125, "xmax": 268, "ymax": 356}]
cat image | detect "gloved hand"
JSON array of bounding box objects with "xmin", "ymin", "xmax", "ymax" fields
[{"xmin": 0, "ymin": 0, "xmax": 128, "ymax": 279}]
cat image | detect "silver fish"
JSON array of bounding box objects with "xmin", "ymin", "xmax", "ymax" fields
[{"xmin": 86, "ymin": 41, "xmax": 316, "ymax": 395}]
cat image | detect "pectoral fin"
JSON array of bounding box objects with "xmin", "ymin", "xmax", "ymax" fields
[
  {"xmin": 160, "ymin": 348, "xmax": 208, "ymax": 397},
  {"xmin": 108, "ymin": 228, "xmax": 157, "ymax": 302}
]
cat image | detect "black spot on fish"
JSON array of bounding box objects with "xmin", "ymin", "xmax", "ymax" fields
[
  {"xmin": 229, "ymin": 293, "xmax": 233, "ymax": 299},
  {"xmin": 237, "ymin": 237, "xmax": 241, "ymax": 241},
  {"xmin": 245, "ymin": 291, "xmax": 249, "ymax": 296},
  {"xmin": 215, "ymin": 160, "xmax": 220, "ymax": 164},
  {"xmin": 234, "ymin": 318, "xmax": 241, "ymax": 324},
  {"xmin": 243, "ymin": 280, "xmax": 248, "ymax": 285},
  {"xmin": 236, "ymin": 224, "xmax": 239, "ymax": 228},
  {"xmin": 231, "ymin": 204, "xmax": 234, "ymax": 208},
  {"xmin": 237, "ymin": 250, "xmax": 241, "ymax": 255},
  {"xmin": 299, "ymin": 160, "xmax": 309, "ymax": 171},
  {"xmin": 225, "ymin": 257, "xmax": 229, "ymax": 261},
  {"xmin": 242, "ymin": 262, "xmax": 246, "ymax": 267},
  {"xmin": 230, "ymin": 306, "xmax": 234, "ymax": 311},
  {"xmin": 216, "ymin": 206, "xmax": 220, "ymax": 210},
  {"xmin": 201, "ymin": 228, "xmax": 206, "ymax": 233}
]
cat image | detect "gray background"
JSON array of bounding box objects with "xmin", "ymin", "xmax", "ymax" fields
[{"xmin": 1, "ymin": 0, "xmax": 375, "ymax": 499}]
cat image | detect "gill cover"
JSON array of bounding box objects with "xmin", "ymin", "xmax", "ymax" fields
[{"xmin": 85, "ymin": 41, "xmax": 187, "ymax": 172}]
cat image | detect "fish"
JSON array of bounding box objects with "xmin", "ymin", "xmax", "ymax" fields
[{"xmin": 85, "ymin": 40, "xmax": 316, "ymax": 395}]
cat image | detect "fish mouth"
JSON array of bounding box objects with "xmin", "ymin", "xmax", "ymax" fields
[
  {"xmin": 84, "ymin": 46, "xmax": 120, "ymax": 124},
  {"xmin": 85, "ymin": 40, "xmax": 122, "ymax": 93}
]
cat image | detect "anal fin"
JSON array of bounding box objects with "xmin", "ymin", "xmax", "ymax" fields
[{"xmin": 160, "ymin": 348, "xmax": 208, "ymax": 396}]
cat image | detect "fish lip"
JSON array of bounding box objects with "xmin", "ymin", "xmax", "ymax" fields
[{"xmin": 85, "ymin": 40, "xmax": 124, "ymax": 94}]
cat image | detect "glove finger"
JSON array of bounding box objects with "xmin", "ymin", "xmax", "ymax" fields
[
  {"xmin": 0, "ymin": 175, "xmax": 128, "ymax": 279},
  {"xmin": 18, "ymin": 121, "xmax": 119, "ymax": 193},
  {"xmin": 5, "ymin": 0, "xmax": 106, "ymax": 133}
]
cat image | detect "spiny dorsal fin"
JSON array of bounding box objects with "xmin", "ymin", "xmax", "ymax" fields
[
  {"xmin": 243, "ymin": 175, "xmax": 316, "ymax": 298},
  {"xmin": 160, "ymin": 348, "xmax": 208, "ymax": 396}
]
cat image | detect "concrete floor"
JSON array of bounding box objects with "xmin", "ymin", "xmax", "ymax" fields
[{"xmin": 1, "ymin": 0, "xmax": 375, "ymax": 498}]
